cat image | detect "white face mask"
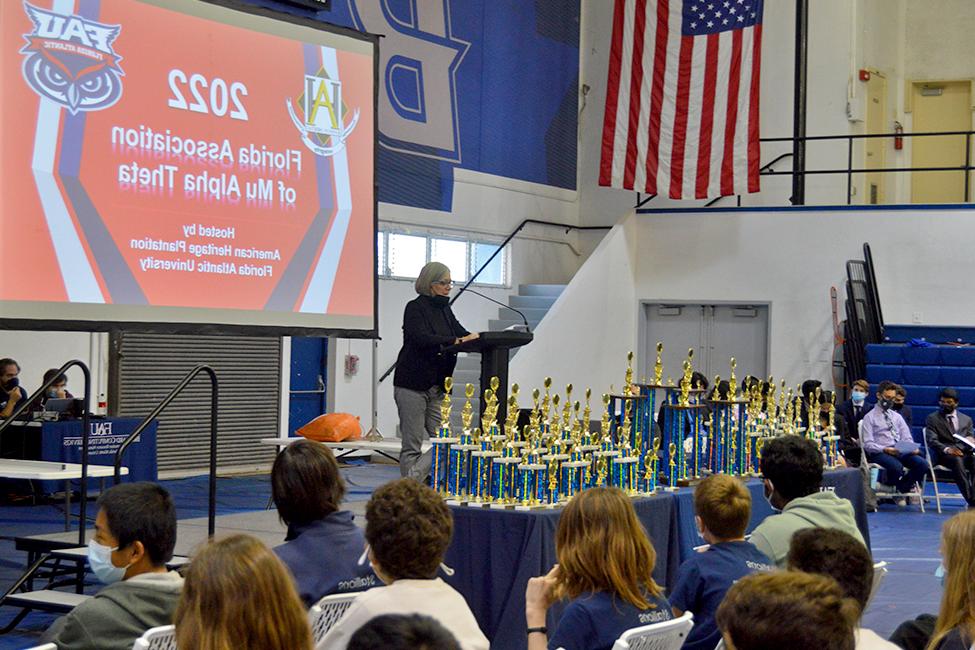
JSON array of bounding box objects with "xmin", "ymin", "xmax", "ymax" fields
[{"xmin": 87, "ymin": 539, "xmax": 126, "ymax": 584}]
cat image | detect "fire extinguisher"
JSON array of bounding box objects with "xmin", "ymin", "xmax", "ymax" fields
[{"xmin": 894, "ymin": 121, "xmax": 904, "ymax": 150}]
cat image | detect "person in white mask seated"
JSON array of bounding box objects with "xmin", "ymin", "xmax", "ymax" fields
[{"xmin": 43, "ymin": 482, "xmax": 183, "ymax": 650}]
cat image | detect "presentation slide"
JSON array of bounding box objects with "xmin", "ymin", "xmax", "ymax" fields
[{"xmin": 0, "ymin": 0, "xmax": 376, "ymax": 334}]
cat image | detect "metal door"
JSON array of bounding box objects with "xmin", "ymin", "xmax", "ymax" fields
[
  {"xmin": 707, "ymin": 305, "xmax": 769, "ymax": 381},
  {"xmin": 289, "ymin": 337, "xmax": 328, "ymax": 433}
]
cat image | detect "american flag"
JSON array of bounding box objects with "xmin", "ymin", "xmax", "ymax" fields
[{"xmin": 599, "ymin": 0, "xmax": 764, "ymax": 200}]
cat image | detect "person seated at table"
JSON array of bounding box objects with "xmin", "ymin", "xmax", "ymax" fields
[
  {"xmin": 271, "ymin": 440, "xmax": 377, "ymax": 606},
  {"xmin": 32, "ymin": 368, "xmax": 74, "ymax": 412},
  {"xmin": 891, "ymin": 384, "xmax": 912, "ymax": 426},
  {"xmin": 836, "ymin": 379, "xmax": 872, "ymax": 467},
  {"xmin": 175, "ymin": 534, "xmax": 312, "ymax": 650},
  {"xmin": 670, "ymin": 475, "xmax": 772, "ymax": 650},
  {"xmin": 524, "ymin": 487, "xmax": 673, "ymax": 650},
  {"xmin": 656, "ymin": 372, "xmax": 710, "ymax": 434},
  {"xmin": 861, "ymin": 380, "xmax": 929, "ymax": 502},
  {"xmin": 0, "ymin": 357, "xmax": 27, "ymax": 420},
  {"xmin": 787, "ymin": 528, "xmax": 898, "ymax": 649},
  {"xmin": 317, "ymin": 479, "xmax": 487, "ymax": 650},
  {"xmin": 925, "ymin": 388, "xmax": 975, "ymax": 507},
  {"xmin": 716, "ymin": 571, "xmax": 859, "ymax": 650},
  {"xmin": 749, "ymin": 436, "xmax": 865, "ymax": 567},
  {"xmin": 348, "ymin": 614, "xmax": 460, "ymax": 650},
  {"xmin": 43, "ymin": 482, "xmax": 183, "ymax": 650}
]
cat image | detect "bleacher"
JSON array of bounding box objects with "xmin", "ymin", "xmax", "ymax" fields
[{"xmin": 865, "ymin": 341, "xmax": 975, "ymax": 443}]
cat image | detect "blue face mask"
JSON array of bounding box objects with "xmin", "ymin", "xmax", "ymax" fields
[
  {"xmin": 87, "ymin": 539, "xmax": 126, "ymax": 584},
  {"xmin": 851, "ymin": 390, "xmax": 867, "ymax": 404},
  {"xmin": 935, "ymin": 562, "xmax": 946, "ymax": 587}
]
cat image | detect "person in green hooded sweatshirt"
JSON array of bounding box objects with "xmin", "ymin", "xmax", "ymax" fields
[
  {"xmin": 750, "ymin": 436, "xmax": 866, "ymax": 567},
  {"xmin": 43, "ymin": 482, "xmax": 183, "ymax": 650}
]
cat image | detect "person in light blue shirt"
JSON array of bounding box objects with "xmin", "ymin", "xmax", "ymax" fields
[
  {"xmin": 670, "ymin": 474, "xmax": 772, "ymax": 650},
  {"xmin": 860, "ymin": 380, "xmax": 929, "ymax": 495}
]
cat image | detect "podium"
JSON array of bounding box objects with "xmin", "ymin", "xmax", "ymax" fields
[{"xmin": 446, "ymin": 331, "xmax": 533, "ymax": 422}]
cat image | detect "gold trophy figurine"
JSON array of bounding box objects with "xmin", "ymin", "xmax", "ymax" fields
[
  {"xmin": 667, "ymin": 442, "xmax": 678, "ymax": 489},
  {"xmin": 562, "ymin": 384, "xmax": 574, "ymax": 433},
  {"xmin": 541, "ymin": 377, "xmax": 553, "ymax": 425},
  {"xmin": 600, "ymin": 393, "xmax": 612, "ymax": 445},
  {"xmin": 440, "ymin": 377, "xmax": 454, "ymax": 431},
  {"xmin": 653, "ymin": 342, "xmax": 664, "ymax": 385},
  {"xmin": 678, "ymin": 360, "xmax": 692, "ymax": 407},
  {"xmin": 624, "ymin": 351, "xmax": 635, "ymax": 396},
  {"xmin": 461, "ymin": 383, "xmax": 476, "ymax": 435},
  {"xmin": 583, "ymin": 388, "xmax": 592, "ymax": 432},
  {"xmin": 711, "ymin": 375, "xmax": 722, "ymax": 401},
  {"xmin": 728, "ymin": 358, "xmax": 738, "ymax": 401}
]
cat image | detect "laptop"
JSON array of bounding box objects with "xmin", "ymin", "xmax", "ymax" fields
[{"xmin": 44, "ymin": 398, "xmax": 78, "ymax": 416}]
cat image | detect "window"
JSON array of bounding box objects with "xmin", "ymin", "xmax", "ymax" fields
[{"xmin": 378, "ymin": 229, "xmax": 508, "ymax": 287}]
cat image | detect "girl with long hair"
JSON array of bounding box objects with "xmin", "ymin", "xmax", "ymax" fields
[
  {"xmin": 927, "ymin": 510, "xmax": 975, "ymax": 650},
  {"xmin": 525, "ymin": 487, "xmax": 673, "ymax": 650},
  {"xmin": 175, "ymin": 534, "xmax": 312, "ymax": 650}
]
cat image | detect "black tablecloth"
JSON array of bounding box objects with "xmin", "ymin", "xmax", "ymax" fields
[{"xmin": 444, "ymin": 468, "xmax": 867, "ymax": 649}]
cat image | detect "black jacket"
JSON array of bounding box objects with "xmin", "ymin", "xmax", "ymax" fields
[
  {"xmin": 393, "ymin": 295, "xmax": 469, "ymax": 391},
  {"xmin": 925, "ymin": 409, "xmax": 975, "ymax": 456}
]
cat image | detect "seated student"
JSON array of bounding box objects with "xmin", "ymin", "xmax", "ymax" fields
[
  {"xmin": 271, "ymin": 440, "xmax": 377, "ymax": 606},
  {"xmin": 44, "ymin": 482, "xmax": 183, "ymax": 650},
  {"xmin": 176, "ymin": 534, "xmax": 312, "ymax": 650},
  {"xmin": 750, "ymin": 436, "xmax": 865, "ymax": 567},
  {"xmin": 348, "ymin": 614, "xmax": 460, "ymax": 650},
  {"xmin": 836, "ymin": 379, "xmax": 873, "ymax": 467},
  {"xmin": 318, "ymin": 479, "xmax": 487, "ymax": 650},
  {"xmin": 926, "ymin": 510, "xmax": 975, "ymax": 650},
  {"xmin": 818, "ymin": 389, "xmax": 850, "ymax": 442},
  {"xmin": 787, "ymin": 528, "xmax": 898, "ymax": 650},
  {"xmin": 525, "ymin": 487, "xmax": 673, "ymax": 650},
  {"xmin": 716, "ymin": 571, "xmax": 860, "ymax": 650},
  {"xmin": 861, "ymin": 380, "xmax": 929, "ymax": 501},
  {"xmin": 893, "ymin": 384, "xmax": 913, "ymax": 426},
  {"xmin": 925, "ymin": 388, "xmax": 975, "ymax": 507},
  {"xmin": 0, "ymin": 357, "xmax": 27, "ymax": 419},
  {"xmin": 670, "ymin": 475, "xmax": 772, "ymax": 650}
]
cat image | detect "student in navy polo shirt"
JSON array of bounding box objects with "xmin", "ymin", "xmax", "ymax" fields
[
  {"xmin": 525, "ymin": 487, "xmax": 673, "ymax": 650},
  {"xmin": 670, "ymin": 474, "xmax": 773, "ymax": 650},
  {"xmin": 271, "ymin": 440, "xmax": 377, "ymax": 606}
]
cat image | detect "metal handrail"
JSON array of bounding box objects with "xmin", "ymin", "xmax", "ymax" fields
[
  {"xmin": 704, "ymin": 153, "xmax": 795, "ymax": 207},
  {"xmin": 0, "ymin": 360, "xmax": 92, "ymax": 546},
  {"xmin": 113, "ymin": 365, "xmax": 219, "ymax": 537},
  {"xmin": 378, "ymin": 218, "xmax": 612, "ymax": 384}
]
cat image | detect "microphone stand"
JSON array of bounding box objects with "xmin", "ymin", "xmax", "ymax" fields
[{"xmin": 462, "ymin": 288, "xmax": 531, "ymax": 333}]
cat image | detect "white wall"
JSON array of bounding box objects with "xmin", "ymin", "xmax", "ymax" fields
[
  {"xmin": 512, "ymin": 206, "xmax": 975, "ymax": 399},
  {"xmin": 0, "ymin": 331, "xmax": 107, "ymax": 411}
]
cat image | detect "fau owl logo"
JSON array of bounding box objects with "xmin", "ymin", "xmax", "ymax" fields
[
  {"xmin": 20, "ymin": 2, "xmax": 124, "ymax": 114},
  {"xmin": 350, "ymin": 0, "xmax": 468, "ymax": 163}
]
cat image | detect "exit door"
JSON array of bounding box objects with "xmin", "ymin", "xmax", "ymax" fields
[{"xmin": 643, "ymin": 304, "xmax": 769, "ymax": 383}]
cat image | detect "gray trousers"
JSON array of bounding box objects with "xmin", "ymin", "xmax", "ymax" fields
[{"xmin": 394, "ymin": 385, "xmax": 442, "ymax": 480}]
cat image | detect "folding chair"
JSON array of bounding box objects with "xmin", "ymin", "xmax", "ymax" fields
[
  {"xmin": 309, "ymin": 592, "xmax": 359, "ymax": 644},
  {"xmin": 866, "ymin": 561, "xmax": 888, "ymax": 610},
  {"xmin": 611, "ymin": 611, "xmax": 694, "ymax": 650},
  {"xmin": 858, "ymin": 421, "xmax": 924, "ymax": 511},
  {"xmin": 923, "ymin": 427, "xmax": 968, "ymax": 514},
  {"xmin": 132, "ymin": 624, "xmax": 176, "ymax": 650}
]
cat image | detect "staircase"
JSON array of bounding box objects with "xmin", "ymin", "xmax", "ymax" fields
[{"xmin": 449, "ymin": 284, "xmax": 564, "ymax": 429}]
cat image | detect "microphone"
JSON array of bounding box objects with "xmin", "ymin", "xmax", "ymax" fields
[{"xmin": 461, "ymin": 288, "xmax": 531, "ymax": 333}]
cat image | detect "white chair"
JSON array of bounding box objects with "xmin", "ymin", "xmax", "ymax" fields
[
  {"xmin": 922, "ymin": 427, "xmax": 968, "ymax": 514},
  {"xmin": 309, "ymin": 592, "xmax": 359, "ymax": 643},
  {"xmin": 132, "ymin": 624, "xmax": 176, "ymax": 650},
  {"xmin": 866, "ymin": 560, "xmax": 888, "ymax": 610},
  {"xmin": 858, "ymin": 420, "xmax": 924, "ymax": 511},
  {"xmin": 611, "ymin": 611, "xmax": 694, "ymax": 650}
]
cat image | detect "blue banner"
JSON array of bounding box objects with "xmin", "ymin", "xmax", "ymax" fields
[{"xmin": 247, "ymin": 0, "xmax": 580, "ymax": 211}]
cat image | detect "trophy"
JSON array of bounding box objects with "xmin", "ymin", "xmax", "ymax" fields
[
  {"xmin": 624, "ymin": 351, "xmax": 636, "ymax": 397},
  {"xmin": 430, "ymin": 377, "xmax": 459, "ymax": 495},
  {"xmin": 653, "ymin": 342, "xmax": 664, "ymax": 386},
  {"xmin": 728, "ymin": 358, "xmax": 738, "ymax": 401},
  {"xmin": 446, "ymin": 384, "xmax": 479, "ymax": 501}
]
